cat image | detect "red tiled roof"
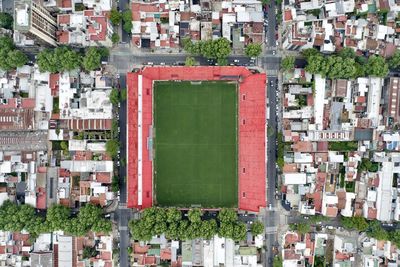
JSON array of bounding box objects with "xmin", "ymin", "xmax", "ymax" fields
[
  {"xmin": 58, "ymin": 14, "xmax": 70, "ymax": 24},
  {"xmin": 36, "ymin": 187, "xmax": 46, "ymax": 210},
  {"xmin": 160, "ymin": 248, "xmax": 171, "ymax": 260},
  {"xmin": 284, "ymin": 10, "xmax": 293, "ymax": 21},
  {"xmin": 285, "ymin": 233, "xmax": 300, "ymax": 245},
  {"xmin": 96, "ymin": 172, "xmax": 111, "ymax": 183},
  {"xmin": 326, "ymin": 206, "xmax": 338, "ymax": 217},
  {"xmin": 21, "ymin": 98, "xmax": 35, "ymax": 108},
  {"xmin": 58, "ymin": 31, "xmax": 69, "ymax": 44},
  {"xmin": 100, "ymin": 251, "xmax": 111, "ymax": 260},
  {"xmin": 61, "ymin": 0, "xmax": 72, "ymax": 8},
  {"xmin": 50, "ymin": 74, "xmax": 60, "ymax": 97}
]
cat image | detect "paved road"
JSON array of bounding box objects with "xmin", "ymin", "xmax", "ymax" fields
[
  {"xmin": 119, "ymin": 0, "xmax": 131, "ymax": 43},
  {"xmin": 264, "ymin": 0, "xmax": 278, "ymax": 54},
  {"xmin": 111, "ymin": 49, "xmax": 278, "ymax": 72},
  {"xmin": 115, "ymin": 73, "xmax": 133, "ymax": 267},
  {"xmin": 263, "ymin": 0, "xmax": 281, "ymax": 264}
]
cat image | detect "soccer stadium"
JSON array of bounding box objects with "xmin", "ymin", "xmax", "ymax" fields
[{"xmin": 127, "ymin": 66, "xmax": 266, "ymax": 212}]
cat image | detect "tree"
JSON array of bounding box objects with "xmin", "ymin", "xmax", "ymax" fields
[
  {"xmin": 82, "ymin": 47, "xmax": 103, "ymax": 71},
  {"xmin": 123, "ymin": 21, "xmax": 133, "ymax": 34},
  {"xmin": 0, "ymin": 37, "xmax": 28, "ymax": 71},
  {"xmin": 109, "ymin": 89, "xmax": 120, "ymax": 105},
  {"xmin": 290, "ymin": 222, "xmax": 311, "ymax": 234},
  {"xmin": 367, "ymin": 220, "xmax": 388, "ymax": 240},
  {"xmin": 188, "ymin": 209, "xmax": 202, "ymax": 223},
  {"xmin": 0, "ymin": 13, "xmax": 13, "ymax": 29},
  {"xmin": 7, "ymin": 50, "xmax": 28, "ymax": 68},
  {"xmin": 166, "ymin": 208, "xmax": 181, "ymax": 223},
  {"xmin": 199, "ymin": 219, "xmax": 217, "ymax": 240},
  {"xmin": 305, "ymin": 54, "xmax": 326, "ymax": 75},
  {"xmin": 218, "ymin": 208, "xmax": 237, "ymax": 223},
  {"xmin": 37, "ymin": 49, "xmax": 58, "ymax": 73},
  {"xmin": 338, "ymin": 47, "xmax": 356, "ymax": 59},
  {"xmin": 37, "ymin": 47, "xmax": 82, "ymax": 73},
  {"xmin": 46, "ymin": 204, "xmax": 71, "ymax": 231},
  {"xmin": 232, "ymin": 222, "xmax": 247, "ymax": 241},
  {"xmin": 92, "ymin": 219, "xmax": 112, "ymax": 233},
  {"xmin": 120, "ymin": 88, "xmax": 127, "ymax": 101},
  {"xmin": 110, "ymin": 9, "xmax": 122, "ymax": 26},
  {"xmin": 389, "ymin": 50, "xmax": 400, "ymax": 69},
  {"xmin": 106, "ymin": 139, "xmax": 120, "ymax": 158},
  {"xmin": 301, "ymin": 48, "xmax": 319, "ymax": 59},
  {"xmin": 122, "ymin": 10, "xmax": 133, "ymax": 33},
  {"xmin": 261, "ymin": 0, "xmax": 271, "ymax": 5},
  {"xmin": 341, "ymin": 216, "xmax": 368, "ymax": 232},
  {"xmin": 57, "ymin": 47, "xmax": 82, "ymax": 71},
  {"xmin": 281, "ymin": 56, "xmax": 295, "ymax": 71},
  {"xmin": 389, "ymin": 230, "xmax": 400, "ymax": 247},
  {"xmin": 365, "ymin": 55, "xmax": 389, "ymax": 77},
  {"xmin": 214, "ymin": 38, "xmax": 230, "ymax": 59},
  {"xmin": 111, "ymin": 176, "xmax": 119, "ymax": 192},
  {"xmin": 250, "ymin": 221, "xmax": 264, "ymax": 236},
  {"xmin": 83, "ymin": 246, "xmax": 98, "ymax": 259},
  {"xmin": 217, "ymin": 58, "xmax": 228, "ymax": 66},
  {"xmin": 245, "ymin": 43, "xmax": 262, "ymax": 57},
  {"xmin": 111, "ymin": 33, "xmax": 120, "ymax": 44},
  {"xmin": 273, "ymin": 256, "xmax": 283, "ymax": 267},
  {"xmin": 185, "ymin": 56, "xmax": 196, "ymax": 66}
]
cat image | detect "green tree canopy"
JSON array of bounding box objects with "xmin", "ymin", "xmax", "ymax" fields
[
  {"xmin": 245, "ymin": 43, "xmax": 262, "ymax": 57},
  {"xmin": 0, "ymin": 37, "xmax": 28, "ymax": 71},
  {"xmin": 183, "ymin": 38, "xmax": 231, "ymax": 61},
  {"xmin": 129, "ymin": 208, "xmax": 246, "ymax": 241},
  {"xmin": 0, "ymin": 12, "xmax": 13, "ymax": 29},
  {"xmin": 37, "ymin": 47, "xmax": 82, "ymax": 73},
  {"xmin": 122, "ymin": 10, "xmax": 133, "ymax": 33},
  {"xmin": 111, "ymin": 33, "xmax": 120, "ymax": 44},
  {"xmin": 338, "ymin": 47, "xmax": 356, "ymax": 59},
  {"xmin": 389, "ymin": 50, "xmax": 400, "ymax": 69},
  {"xmin": 367, "ymin": 220, "xmax": 388, "ymax": 240},
  {"xmin": 185, "ymin": 56, "xmax": 196, "ymax": 66},
  {"xmin": 281, "ymin": 56, "xmax": 295, "ymax": 71},
  {"xmin": 82, "ymin": 47, "xmax": 103, "ymax": 71},
  {"xmin": 365, "ymin": 55, "xmax": 389, "ymax": 77},
  {"xmin": 218, "ymin": 208, "xmax": 237, "ymax": 223},
  {"xmin": 0, "ymin": 201, "xmax": 110, "ymax": 238},
  {"xmin": 110, "ymin": 9, "xmax": 122, "ymax": 26},
  {"xmin": 188, "ymin": 209, "xmax": 202, "ymax": 223},
  {"xmin": 166, "ymin": 208, "xmax": 182, "ymax": 223},
  {"xmin": 46, "ymin": 204, "xmax": 71, "ymax": 231},
  {"xmin": 250, "ymin": 221, "xmax": 264, "ymax": 236},
  {"xmin": 109, "ymin": 89, "xmax": 120, "ymax": 105},
  {"xmin": 106, "ymin": 139, "xmax": 120, "ymax": 158},
  {"xmin": 341, "ymin": 216, "xmax": 368, "ymax": 232},
  {"xmin": 301, "ymin": 48, "xmax": 319, "ymax": 59}
]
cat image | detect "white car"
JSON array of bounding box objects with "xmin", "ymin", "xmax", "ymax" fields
[
  {"xmin": 234, "ymin": 59, "xmax": 240, "ymax": 63},
  {"xmin": 269, "ymin": 204, "xmax": 272, "ymax": 210}
]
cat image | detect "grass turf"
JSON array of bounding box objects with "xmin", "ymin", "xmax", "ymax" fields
[{"xmin": 153, "ymin": 81, "xmax": 238, "ymax": 207}]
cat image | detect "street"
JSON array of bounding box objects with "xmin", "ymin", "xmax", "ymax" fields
[{"xmin": 114, "ymin": 73, "xmax": 134, "ymax": 267}]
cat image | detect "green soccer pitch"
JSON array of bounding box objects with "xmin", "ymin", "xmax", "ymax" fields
[{"xmin": 153, "ymin": 81, "xmax": 238, "ymax": 207}]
